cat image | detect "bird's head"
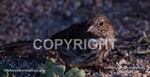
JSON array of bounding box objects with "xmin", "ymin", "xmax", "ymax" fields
[{"xmin": 86, "ymin": 13, "xmax": 115, "ymax": 38}]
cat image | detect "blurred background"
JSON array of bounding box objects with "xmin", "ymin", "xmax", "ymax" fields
[
  {"xmin": 0, "ymin": 0, "xmax": 149, "ymax": 45},
  {"xmin": 0, "ymin": 0, "xmax": 150, "ymax": 77}
]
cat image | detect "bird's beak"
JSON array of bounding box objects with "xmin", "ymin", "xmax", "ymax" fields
[{"xmin": 87, "ymin": 26, "xmax": 93, "ymax": 32}]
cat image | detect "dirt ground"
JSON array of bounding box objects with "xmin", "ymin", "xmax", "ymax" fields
[{"xmin": 0, "ymin": 0, "xmax": 150, "ymax": 77}]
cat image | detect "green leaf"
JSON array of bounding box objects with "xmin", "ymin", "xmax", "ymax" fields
[
  {"xmin": 64, "ymin": 68, "xmax": 85, "ymax": 77},
  {"xmin": 43, "ymin": 58, "xmax": 65, "ymax": 77},
  {"xmin": 42, "ymin": 58, "xmax": 85, "ymax": 77},
  {"xmin": 4, "ymin": 71, "xmax": 9, "ymax": 77}
]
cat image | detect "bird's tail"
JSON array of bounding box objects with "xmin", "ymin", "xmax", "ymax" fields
[{"xmin": 0, "ymin": 41, "xmax": 34, "ymax": 52}]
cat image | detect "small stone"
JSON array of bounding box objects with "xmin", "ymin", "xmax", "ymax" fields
[{"xmin": 118, "ymin": 59, "xmax": 127, "ymax": 65}]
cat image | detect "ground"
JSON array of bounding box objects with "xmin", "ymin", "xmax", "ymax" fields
[{"xmin": 0, "ymin": 0, "xmax": 150, "ymax": 77}]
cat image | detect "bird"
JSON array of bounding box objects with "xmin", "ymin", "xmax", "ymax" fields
[
  {"xmin": 49, "ymin": 13, "xmax": 115, "ymax": 67},
  {"xmin": 0, "ymin": 13, "xmax": 115, "ymax": 68}
]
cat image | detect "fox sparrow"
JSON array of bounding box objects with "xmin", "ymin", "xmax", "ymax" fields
[
  {"xmin": 50, "ymin": 13, "xmax": 115, "ymax": 67},
  {"xmin": 0, "ymin": 13, "xmax": 115, "ymax": 68}
]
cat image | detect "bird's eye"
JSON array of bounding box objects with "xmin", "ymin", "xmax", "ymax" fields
[{"xmin": 99, "ymin": 21, "xmax": 104, "ymax": 26}]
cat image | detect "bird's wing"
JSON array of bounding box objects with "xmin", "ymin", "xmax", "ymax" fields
[{"xmin": 49, "ymin": 21, "xmax": 99, "ymax": 65}]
